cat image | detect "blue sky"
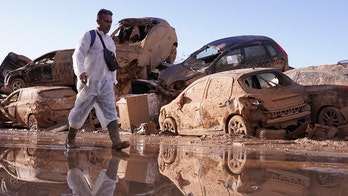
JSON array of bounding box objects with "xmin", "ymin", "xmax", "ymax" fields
[{"xmin": 1, "ymin": 0, "xmax": 347, "ymax": 68}]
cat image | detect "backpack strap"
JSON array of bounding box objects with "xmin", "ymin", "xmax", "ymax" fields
[{"xmin": 89, "ymin": 30, "xmax": 96, "ymax": 48}]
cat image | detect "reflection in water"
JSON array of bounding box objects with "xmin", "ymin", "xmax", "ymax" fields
[
  {"xmin": 0, "ymin": 141, "xmax": 348, "ymax": 195},
  {"xmin": 0, "ymin": 142, "xmax": 182, "ymax": 196},
  {"xmin": 66, "ymin": 149, "xmax": 129, "ymax": 196},
  {"xmin": 158, "ymin": 144, "xmax": 348, "ymax": 196}
]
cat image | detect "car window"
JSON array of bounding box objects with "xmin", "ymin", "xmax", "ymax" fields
[
  {"xmin": 215, "ymin": 49, "xmax": 242, "ymax": 71},
  {"xmin": 34, "ymin": 53, "xmax": 55, "ymax": 65},
  {"xmin": 244, "ymin": 72, "xmax": 291, "ymax": 89},
  {"xmin": 244, "ymin": 45, "xmax": 266, "ymax": 60},
  {"xmin": 7, "ymin": 92, "xmax": 19, "ymax": 103},
  {"xmin": 266, "ymin": 44, "xmax": 278, "ymax": 57},
  {"xmin": 185, "ymin": 47, "xmax": 220, "ymax": 68}
]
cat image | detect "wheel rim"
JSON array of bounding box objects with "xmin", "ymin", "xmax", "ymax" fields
[
  {"xmin": 228, "ymin": 115, "xmax": 252, "ymax": 135},
  {"xmin": 225, "ymin": 149, "xmax": 247, "ymax": 175},
  {"xmin": 160, "ymin": 145, "xmax": 177, "ymax": 164},
  {"xmin": 28, "ymin": 115, "xmax": 38, "ymax": 130},
  {"xmin": 11, "ymin": 79, "xmax": 25, "ymax": 91},
  {"xmin": 163, "ymin": 118, "xmax": 177, "ymax": 134},
  {"xmin": 318, "ymin": 107, "xmax": 344, "ymax": 127}
]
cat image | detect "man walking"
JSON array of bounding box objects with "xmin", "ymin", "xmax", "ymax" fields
[{"xmin": 66, "ymin": 8, "xmax": 130, "ymax": 151}]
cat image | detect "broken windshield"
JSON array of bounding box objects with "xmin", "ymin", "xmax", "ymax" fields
[
  {"xmin": 244, "ymin": 72, "xmax": 292, "ymax": 89},
  {"xmin": 184, "ymin": 46, "xmax": 220, "ymax": 69}
]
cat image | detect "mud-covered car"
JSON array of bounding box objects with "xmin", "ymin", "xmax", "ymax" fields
[
  {"xmin": 0, "ymin": 86, "xmax": 76, "ymax": 129},
  {"xmin": 0, "ymin": 52, "xmax": 31, "ymax": 93},
  {"xmin": 110, "ymin": 17, "xmax": 178, "ymax": 95},
  {"xmin": 285, "ymin": 64, "xmax": 348, "ymax": 127},
  {"xmin": 159, "ymin": 68, "xmax": 310, "ymax": 136},
  {"xmin": 4, "ymin": 49, "xmax": 76, "ymax": 93},
  {"xmin": 157, "ymin": 35, "xmax": 291, "ymax": 100}
]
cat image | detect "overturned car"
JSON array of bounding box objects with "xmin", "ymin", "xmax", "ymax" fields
[{"xmin": 110, "ymin": 17, "xmax": 178, "ymax": 96}]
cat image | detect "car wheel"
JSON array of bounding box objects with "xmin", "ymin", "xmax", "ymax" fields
[
  {"xmin": 0, "ymin": 171, "xmax": 24, "ymax": 191},
  {"xmin": 228, "ymin": 115, "xmax": 253, "ymax": 136},
  {"xmin": 318, "ymin": 106, "xmax": 344, "ymax": 127},
  {"xmin": 166, "ymin": 45, "xmax": 177, "ymax": 64},
  {"xmin": 162, "ymin": 117, "xmax": 178, "ymax": 134},
  {"xmin": 224, "ymin": 149, "xmax": 248, "ymax": 175},
  {"xmin": 160, "ymin": 144, "xmax": 177, "ymax": 164},
  {"xmin": 28, "ymin": 115, "xmax": 38, "ymax": 131},
  {"xmin": 10, "ymin": 78, "xmax": 26, "ymax": 92}
]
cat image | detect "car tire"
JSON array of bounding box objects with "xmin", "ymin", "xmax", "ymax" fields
[
  {"xmin": 166, "ymin": 45, "xmax": 177, "ymax": 64},
  {"xmin": 224, "ymin": 149, "xmax": 248, "ymax": 175},
  {"xmin": 10, "ymin": 78, "xmax": 26, "ymax": 92},
  {"xmin": 228, "ymin": 115, "xmax": 254, "ymax": 136},
  {"xmin": 160, "ymin": 144, "xmax": 177, "ymax": 164},
  {"xmin": 0, "ymin": 169, "xmax": 24, "ymax": 191},
  {"xmin": 318, "ymin": 106, "xmax": 344, "ymax": 127},
  {"xmin": 162, "ymin": 117, "xmax": 178, "ymax": 134},
  {"xmin": 28, "ymin": 115, "xmax": 38, "ymax": 131}
]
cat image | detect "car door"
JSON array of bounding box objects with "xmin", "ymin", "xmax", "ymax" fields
[
  {"xmin": 176, "ymin": 79, "xmax": 208, "ymax": 132},
  {"xmin": 214, "ymin": 48, "xmax": 243, "ymax": 72},
  {"xmin": 200, "ymin": 76, "xmax": 233, "ymax": 131}
]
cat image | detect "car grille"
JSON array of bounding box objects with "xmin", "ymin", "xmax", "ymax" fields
[{"xmin": 270, "ymin": 103, "xmax": 308, "ymax": 118}]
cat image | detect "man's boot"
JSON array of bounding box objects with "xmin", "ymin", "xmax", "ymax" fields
[
  {"xmin": 66, "ymin": 127, "xmax": 79, "ymax": 148},
  {"xmin": 107, "ymin": 120, "xmax": 130, "ymax": 151}
]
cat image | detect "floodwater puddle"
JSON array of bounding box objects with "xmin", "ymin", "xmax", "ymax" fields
[{"xmin": 0, "ymin": 130, "xmax": 347, "ymax": 195}]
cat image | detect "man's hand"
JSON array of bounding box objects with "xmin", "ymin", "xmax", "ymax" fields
[{"xmin": 79, "ymin": 72, "xmax": 88, "ymax": 85}]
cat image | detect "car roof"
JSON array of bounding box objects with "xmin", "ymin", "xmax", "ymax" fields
[
  {"xmin": 194, "ymin": 67, "xmax": 279, "ymax": 81},
  {"xmin": 207, "ymin": 35, "xmax": 275, "ymax": 51}
]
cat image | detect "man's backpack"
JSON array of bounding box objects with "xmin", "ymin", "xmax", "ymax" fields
[{"xmin": 89, "ymin": 30, "xmax": 96, "ymax": 48}]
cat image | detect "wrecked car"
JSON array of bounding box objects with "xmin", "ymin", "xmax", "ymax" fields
[
  {"xmin": 0, "ymin": 86, "xmax": 76, "ymax": 130},
  {"xmin": 0, "ymin": 52, "xmax": 31, "ymax": 93},
  {"xmin": 158, "ymin": 144, "xmax": 348, "ymax": 196},
  {"xmin": 110, "ymin": 17, "xmax": 178, "ymax": 96},
  {"xmin": 285, "ymin": 64, "xmax": 348, "ymax": 127},
  {"xmin": 158, "ymin": 68, "xmax": 311, "ymax": 136},
  {"xmin": 4, "ymin": 49, "xmax": 76, "ymax": 93},
  {"xmin": 157, "ymin": 35, "xmax": 291, "ymax": 101}
]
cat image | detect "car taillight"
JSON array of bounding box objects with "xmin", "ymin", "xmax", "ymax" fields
[
  {"xmin": 239, "ymin": 97, "xmax": 262, "ymax": 108},
  {"xmin": 275, "ymin": 41, "xmax": 288, "ymax": 59}
]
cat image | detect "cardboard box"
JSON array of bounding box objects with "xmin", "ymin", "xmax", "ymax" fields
[{"xmin": 117, "ymin": 94, "xmax": 150, "ymax": 131}]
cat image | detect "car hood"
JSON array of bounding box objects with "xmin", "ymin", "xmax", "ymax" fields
[{"xmin": 159, "ymin": 63, "xmax": 203, "ymax": 87}]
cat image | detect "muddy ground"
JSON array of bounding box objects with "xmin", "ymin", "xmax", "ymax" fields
[
  {"xmin": 2, "ymin": 126, "xmax": 347, "ymax": 154},
  {"xmin": 1, "ymin": 127, "xmax": 348, "ymax": 195}
]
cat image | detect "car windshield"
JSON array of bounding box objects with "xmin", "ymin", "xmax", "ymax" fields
[
  {"xmin": 34, "ymin": 53, "xmax": 55, "ymax": 65},
  {"xmin": 184, "ymin": 46, "xmax": 220, "ymax": 69},
  {"xmin": 243, "ymin": 72, "xmax": 292, "ymax": 89}
]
